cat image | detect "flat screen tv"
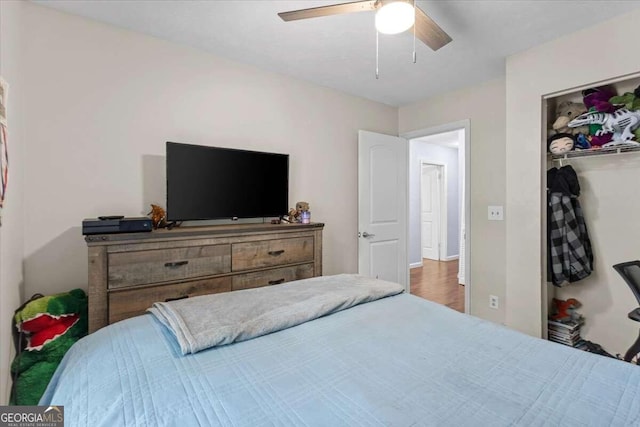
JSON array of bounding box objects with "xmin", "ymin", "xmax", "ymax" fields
[{"xmin": 166, "ymin": 142, "xmax": 289, "ymax": 221}]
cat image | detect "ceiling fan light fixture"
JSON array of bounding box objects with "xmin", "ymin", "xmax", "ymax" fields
[{"xmin": 375, "ymin": 2, "xmax": 415, "ymax": 35}]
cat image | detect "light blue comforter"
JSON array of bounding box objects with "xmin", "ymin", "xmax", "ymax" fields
[{"xmin": 41, "ymin": 294, "xmax": 640, "ymax": 426}]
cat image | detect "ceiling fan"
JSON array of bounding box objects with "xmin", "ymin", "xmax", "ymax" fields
[{"xmin": 278, "ymin": 0, "xmax": 452, "ymax": 52}]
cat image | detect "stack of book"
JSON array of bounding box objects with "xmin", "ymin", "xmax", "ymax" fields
[{"xmin": 548, "ymin": 318, "xmax": 584, "ymax": 347}]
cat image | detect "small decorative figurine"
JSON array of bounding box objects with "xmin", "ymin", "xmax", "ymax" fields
[
  {"xmin": 286, "ymin": 208, "xmax": 297, "ymax": 223},
  {"xmin": 295, "ymin": 201, "xmax": 310, "ymax": 223},
  {"xmin": 283, "ymin": 202, "xmax": 311, "ymax": 223},
  {"xmin": 295, "ymin": 201, "xmax": 309, "ymax": 215},
  {"xmin": 147, "ymin": 204, "xmax": 167, "ymax": 229}
]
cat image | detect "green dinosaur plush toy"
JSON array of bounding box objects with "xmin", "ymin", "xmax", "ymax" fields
[{"xmin": 10, "ymin": 289, "xmax": 88, "ymax": 405}]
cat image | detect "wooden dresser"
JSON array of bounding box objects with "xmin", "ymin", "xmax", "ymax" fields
[{"xmin": 85, "ymin": 222, "xmax": 324, "ymax": 333}]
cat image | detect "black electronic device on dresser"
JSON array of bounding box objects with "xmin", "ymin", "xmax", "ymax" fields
[{"xmin": 82, "ymin": 216, "xmax": 152, "ymax": 235}]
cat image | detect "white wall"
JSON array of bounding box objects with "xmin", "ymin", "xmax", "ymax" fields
[
  {"xmin": 0, "ymin": 0, "xmax": 25, "ymax": 404},
  {"xmin": 21, "ymin": 3, "xmax": 397, "ymax": 297},
  {"xmin": 399, "ymin": 78, "xmax": 506, "ymax": 324},
  {"xmin": 408, "ymin": 140, "xmax": 459, "ymax": 265},
  {"xmin": 505, "ymin": 8, "xmax": 640, "ymax": 341}
]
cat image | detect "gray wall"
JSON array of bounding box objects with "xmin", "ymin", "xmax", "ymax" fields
[{"xmin": 409, "ymin": 141, "xmax": 459, "ymax": 265}]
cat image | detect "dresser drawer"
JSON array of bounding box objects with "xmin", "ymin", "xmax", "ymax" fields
[
  {"xmin": 232, "ymin": 237, "xmax": 314, "ymax": 271},
  {"xmin": 108, "ymin": 276, "xmax": 232, "ymax": 323},
  {"xmin": 108, "ymin": 244, "xmax": 231, "ymax": 288},
  {"xmin": 232, "ymin": 263, "xmax": 314, "ymax": 291}
]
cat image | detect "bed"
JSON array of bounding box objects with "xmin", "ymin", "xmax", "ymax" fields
[{"xmin": 41, "ymin": 275, "xmax": 640, "ymax": 426}]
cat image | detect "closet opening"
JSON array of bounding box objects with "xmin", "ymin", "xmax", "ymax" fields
[{"xmin": 542, "ymin": 73, "xmax": 640, "ymax": 360}]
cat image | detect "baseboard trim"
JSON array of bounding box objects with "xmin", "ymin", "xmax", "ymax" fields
[
  {"xmin": 444, "ymin": 255, "xmax": 459, "ymax": 262},
  {"xmin": 409, "ymin": 262, "xmax": 423, "ymax": 269}
]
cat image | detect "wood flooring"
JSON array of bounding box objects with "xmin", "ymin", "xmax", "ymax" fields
[{"xmin": 410, "ymin": 259, "xmax": 465, "ymax": 313}]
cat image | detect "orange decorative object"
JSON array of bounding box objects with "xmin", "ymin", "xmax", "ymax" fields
[{"xmin": 147, "ymin": 204, "xmax": 167, "ymax": 229}]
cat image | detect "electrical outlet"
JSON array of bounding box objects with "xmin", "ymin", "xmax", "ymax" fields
[
  {"xmin": 489, "ymin": 295, "xmax": 499, "ymax": 309},
  {"xmin": 488, "ymin": 206, "xmax": 504, "ymax": 221}
]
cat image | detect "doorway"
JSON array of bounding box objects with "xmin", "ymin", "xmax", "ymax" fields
[
  {"xmin": 357, "ymin": 122, "xmax": 470, "ymax": 313},
  {"xmin": 420, "ymin": 163, "xmax": 444, "ymax": 261},
  {"xmin": 406, "ymin": 126, "xmax": 467, "ymax": 313}
]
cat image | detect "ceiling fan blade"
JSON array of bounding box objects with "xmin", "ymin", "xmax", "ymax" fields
[
  {"xmin": 414, "ymin": 6, "xmax": 452, "ymax": 51},
  {"xmin": 278, "ymin": 0, "xmax": 378, "ymax": 22}
]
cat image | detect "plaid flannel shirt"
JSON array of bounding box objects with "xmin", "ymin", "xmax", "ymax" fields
[{"xmin": 548, "ymin": 193, "xmax": 594, "ymax": 287}]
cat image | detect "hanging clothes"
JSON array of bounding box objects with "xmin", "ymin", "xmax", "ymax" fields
[{"xmin": 547, "ymin": 165, "xmax": 594, "ymax": 287}]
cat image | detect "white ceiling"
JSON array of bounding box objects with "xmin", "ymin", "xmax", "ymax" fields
[
  {"xmin": 34, "ymin": 0, "xmax": 640, "ymax": 106},
  {"xmin": 414, "ymin": 129, "xmax": 461, "ymax": 148}
]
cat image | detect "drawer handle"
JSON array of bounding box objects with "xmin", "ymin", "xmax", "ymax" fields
[
  {"xmin": 165, "ymin": 260, "xmax": 189, "ymax": 268},
  {"xmin": 268, "ymin": 278, "xmax": 285, "ymax": 285},
  {"xmin": 165, "ymin": 295, "xmax": 189, "ymax": 302},
  {"xmin": 268, "ymin": 250, "xmax": 285, "ymax": 256}
]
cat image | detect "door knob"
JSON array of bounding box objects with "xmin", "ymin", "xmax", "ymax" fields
[{"xmin": 362, "ymin": 232, "xmax": 375, "ymax": 238}]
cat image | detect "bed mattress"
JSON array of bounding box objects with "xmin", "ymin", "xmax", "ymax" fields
[{"xmin": 41, "ymin": 293, "xmax": 640, "ymax": 426}]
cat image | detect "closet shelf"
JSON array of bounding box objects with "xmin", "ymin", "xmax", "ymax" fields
[{"xmin": 550, "ymin": 144, "xmax": 640, "ymax": 161}]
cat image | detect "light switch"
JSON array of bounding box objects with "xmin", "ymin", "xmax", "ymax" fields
[{"xmin": 488, "ymin": 206, "xmax": 504, "ymax": 221}]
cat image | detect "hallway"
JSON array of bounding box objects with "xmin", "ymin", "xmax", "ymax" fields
[{"xmin": 410, "ymin": 259, "xmax": 464, "ymax": 313}]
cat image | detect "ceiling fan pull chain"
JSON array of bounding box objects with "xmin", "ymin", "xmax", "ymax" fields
[
  {"xmin": 412, "ymin": 0, "xmax": 417, "ymax": 63},
  {"xmin": 376, "ymin": 29, "xmax": 379, "ymax": 79}
]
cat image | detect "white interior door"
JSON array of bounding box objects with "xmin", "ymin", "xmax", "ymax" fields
[
  {"xmin": 358, "ymin": 130, "xmax": 408, "ymax": 289},
  {"xmin": 421, "ymin": 165, "xmax": 441, "ymax": 260}
]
